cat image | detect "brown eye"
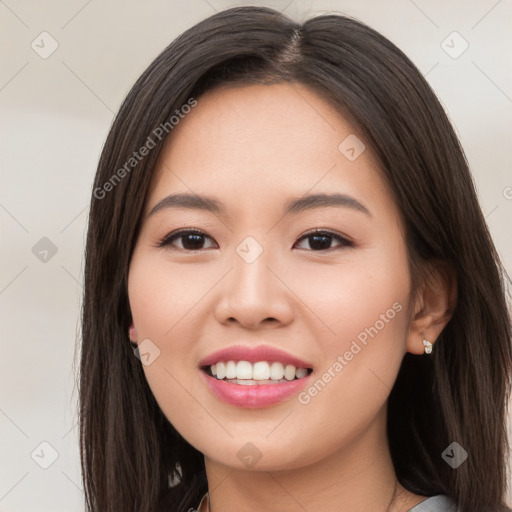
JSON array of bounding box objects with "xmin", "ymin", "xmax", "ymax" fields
[
  {"xmin": 158, "ymin": 229, "xmax": 216, "ymax": 251},
  {"xmin": 294, "ymin": 230, "xmax": 353, "ymax": 251},
  {"xmin": 156, "ymin": 228, "xmax": 353, "ymax": 253}
]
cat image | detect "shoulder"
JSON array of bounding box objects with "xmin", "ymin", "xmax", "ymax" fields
[{"xmin": 408, "ymin": 495, "xmax": 457, "ymax": 512}]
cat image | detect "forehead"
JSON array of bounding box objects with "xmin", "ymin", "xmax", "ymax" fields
[
  {"xmin": 145, "ymin": 83, "xmax": 400, "ymax": 225},
  {"xmin": 154, "ymin": 82, "xmax": 354, "ymax": 176}
]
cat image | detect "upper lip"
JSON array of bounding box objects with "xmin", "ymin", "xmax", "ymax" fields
[{"xmin": 199, "ymin": 345, "xmax": 313, "ymax": 369}]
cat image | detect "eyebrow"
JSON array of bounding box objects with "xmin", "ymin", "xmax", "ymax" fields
[{"xmin": 147, "ymin": 192, "xmax": 371, "ymax": 218}]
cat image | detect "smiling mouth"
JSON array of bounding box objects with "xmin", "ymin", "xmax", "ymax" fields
[{"xmin": 200, "ymin": 360, "xmax": 313, "ymax": 384}]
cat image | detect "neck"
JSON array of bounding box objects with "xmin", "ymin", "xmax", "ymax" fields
[{"xmin": 202, "ymin": 406, "xmax": 425, "ymax": 512}]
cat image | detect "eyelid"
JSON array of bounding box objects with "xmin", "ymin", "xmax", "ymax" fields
[
  {"xmin": 155, "ymin": 227, "xmax": 354, "ymax": 251},
  {"xmin": 155, "ymin": 228, "xmax": 214, "ymax": 249},
  {"xmin": 294, "ymin": 228, "xmax": 354, "ymax": 249}
]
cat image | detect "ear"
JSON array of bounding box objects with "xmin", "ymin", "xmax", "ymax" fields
[
  {"xmin": 129, "ymin": 322, "xmax": 138, "ymax": 342},
  {"xmin": 406, "ymin": 260, "xmax": 457, "ymax": 355}
]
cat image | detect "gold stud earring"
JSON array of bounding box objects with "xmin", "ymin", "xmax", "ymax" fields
[{"xmin": 423, "ymin": 339, "xmax": 432, "ymax": 354}]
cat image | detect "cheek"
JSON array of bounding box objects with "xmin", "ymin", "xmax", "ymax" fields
[
  {"xmin": 127, "ymin": 249, "xmax": 215, "ymax": 343},
  {"xmin": 287, "ymin": 253, "xmax": 410, "ymax": 460},
  {"xmin": 290, "ymin": 243, "xmax": 410, "ymax": 350},
  {"xmin": 127, "ymin": 251, "xmax": 214, "ymax": 441},
  {"xmin": 290, "ymin": 241, "xmax": 411, "ymax": 404}
]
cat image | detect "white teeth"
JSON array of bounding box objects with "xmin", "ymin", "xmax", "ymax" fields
[
  {"xmin": 284, "ymin": 364, "xmax": 296, "ymax": 381},
  {"xmin": 270, "ymin": 362, "xmax": 284, "ymax": 380},
  {"xmin": 295, "ymin": 367, "xmax": 308, "ymax": 378},
  {"xmin": 216, "ymin": 362, "xmax": 225, "ymax": 379},
  {"xmin": 252, "ymin": 361, "xmax": 270, "ymax": 380},
  {"xmin": 228, "ymin": 379, "xmax": 288, "ymax": 385},
  {"xmin": 208, "ymin": 360, "xmax": 310, "ymax": 382},
  {"xmin": 225, "ymin": 361, "xmax": 237, "ymax": 379},
  {"xmin": 236, "ymin": 361, "xmax": 253, "ymax": 379}
]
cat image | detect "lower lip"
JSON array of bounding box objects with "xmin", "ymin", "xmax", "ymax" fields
[{"xmin": 199, "ymin": 369, "xmax": 313, "ymax": 408}]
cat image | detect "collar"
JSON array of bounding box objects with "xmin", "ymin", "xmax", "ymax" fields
[{"xmin": 197, "ymin": 491, "xmax": 209, "ymax": 512}]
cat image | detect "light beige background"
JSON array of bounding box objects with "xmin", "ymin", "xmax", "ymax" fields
[{"xmin": 1, "ymin": 1, "xmax": 511, "ymax": 510}]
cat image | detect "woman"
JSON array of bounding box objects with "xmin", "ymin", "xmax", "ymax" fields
[{"xmin": 79, "ymin": 6, "xmax": 512, "ymax": 512}]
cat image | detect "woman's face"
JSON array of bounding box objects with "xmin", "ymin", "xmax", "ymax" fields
[{"xmin": 128, "ymin": 83, "xmax": 415, "ymax": 470}]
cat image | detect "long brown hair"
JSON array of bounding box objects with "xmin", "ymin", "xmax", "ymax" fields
[{"xmin": 79, "ymin": 6, "xmax": 512, "ymax": 511}]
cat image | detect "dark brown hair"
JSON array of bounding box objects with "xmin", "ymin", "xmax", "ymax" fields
[{"xmin": 79, "ymin": 6, "xmax": 512, "ymax": 512}]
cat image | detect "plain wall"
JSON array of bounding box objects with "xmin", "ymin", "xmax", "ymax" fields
[{"xmin": 1, "ymin": 1, "xmax": 511, "ymax": 510}]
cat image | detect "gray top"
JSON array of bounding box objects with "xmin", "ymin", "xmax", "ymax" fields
[{"xmin": 408, "ymin": 495, "xmax": 457, "ymax": 511}]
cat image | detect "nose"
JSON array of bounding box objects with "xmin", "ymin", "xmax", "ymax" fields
[{"xmin": 214, "ymin": 246, "xmax": 294, "ymax": 330}]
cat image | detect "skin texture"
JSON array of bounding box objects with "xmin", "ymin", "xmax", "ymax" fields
[{"xmin": 127, "ymin": 83, "xmax": 455, "ymax": 512}]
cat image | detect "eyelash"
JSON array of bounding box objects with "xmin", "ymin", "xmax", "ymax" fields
[{"xmin": 155, "ymin": 228, "xmax": 354, "ymax": 252}]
